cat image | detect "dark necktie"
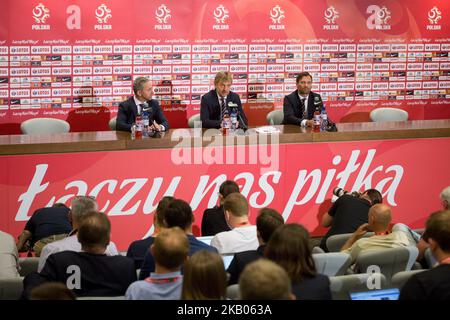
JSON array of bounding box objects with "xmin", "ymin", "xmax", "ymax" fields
[
  {"xmin": 301, "ymin": 98, "xmax": 307, "ymax": 118},
  {"xmin": 220, "ymin": 96, "xmax": 226, "ymax": 120},
  {"xmin": 138, "ymin": 103, "xmax": 145, "ymax": 116}
]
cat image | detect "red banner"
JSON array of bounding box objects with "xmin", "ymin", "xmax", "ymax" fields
[
  {"xmin": 1, "ymin": 137, "xmax": 449, "ymax": 250},
  {"xmin": 0, "ymin": 0, "xmax": 449, "ymax": 134}
]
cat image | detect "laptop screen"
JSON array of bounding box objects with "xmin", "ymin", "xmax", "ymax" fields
[
  {"xmin": 222, "ymin": 254, "xmax": 234, "ymax": 270},
  {"xmin": 349, "ymin": 288, "xmax": 400, "ymax": 300}
]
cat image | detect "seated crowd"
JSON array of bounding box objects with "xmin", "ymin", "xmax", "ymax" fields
[{"xmin": 1, "ymin": 184, "xmax": 449, "ymax": 300}]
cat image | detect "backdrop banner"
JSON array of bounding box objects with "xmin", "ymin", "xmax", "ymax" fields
[
  {"xmin": 0, "ymin": 0, "xmax": 449, "ymax": 133},
  {"xmin": 1, "ymin": 137, "xmax": 449, "ymax": 250}
]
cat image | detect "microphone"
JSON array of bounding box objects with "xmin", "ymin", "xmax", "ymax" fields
[
  {"xmin": 228, "ymin": 102, "xmax": 247, "ymax": 131},
  {"xmin": 313, "ymin": 95, "xmax": 323, "ymax": 108}
]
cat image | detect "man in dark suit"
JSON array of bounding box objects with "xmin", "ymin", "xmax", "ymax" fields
[
  {"xmin": 116, "ymin": 76, "xmax": 169, "ymax": 132},
  {"xmin": 200, "ymin": 71, "xmax": 248, "ymax": 129},
  {"xmin": 227, "ymin": 208, "xmax": 284, "ymax": 285},
  {"xmin": 283, "ymin": 72, "xmax": 324, "ymax": 127},
  {"xmin": 201, "ymin": 180, "xmax": 239, "ymax": 236}
]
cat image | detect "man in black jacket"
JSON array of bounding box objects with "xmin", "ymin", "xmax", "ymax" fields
[
  {"xmin": 116, "ymin": 76, "xmax": 169, "ymax": 132},
  {"xmin": 201, "ymin": 180, "xmax": 239, "ymax": 236},
  {"xmin": 200, "ymin": 71, "xmax": 248, "ymax": 129},
  {"xmin": 283, "ymin": 71, "xmax": 324, "ymax": 127}
]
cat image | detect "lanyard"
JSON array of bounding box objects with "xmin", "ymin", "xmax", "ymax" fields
[{"xmin": 145, "ymin": 276, "xmax": 181, "ymax": 284}]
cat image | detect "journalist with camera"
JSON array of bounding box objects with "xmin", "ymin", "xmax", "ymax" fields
[{"xmin": 319, "ymin": 187, "xmax": 383, "ymax": 252}]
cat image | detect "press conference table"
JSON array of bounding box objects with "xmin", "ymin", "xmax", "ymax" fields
[{"xmin": 1, "ymin": 119, "xmax": 450, "ymax": 155}]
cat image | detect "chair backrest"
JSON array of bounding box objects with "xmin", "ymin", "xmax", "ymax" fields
[
  {"xmin": 108, "ymin": 117, "xmax": 117, "ymax": 131},
  {"xmin": 354, "ymin": 246, "xmax": 419, "ymax": 284},
  {"xmin": 326, "ymin": 232, "xmax": 374, "ymax": 252},
  {"xmin": 391, "ymin": 270, "xmax": 426, "ymax": 289},
  {"xmin": 329, "ymin": 273, "xmax": 386, "ymax": 300},
  {"xmin": 0, "ymin": 277, "xmax": 24, "ymax": 300},
  {"xmin": 188, "ymin": 114, "xmax": 201, "ymax": 128},
  {"xmin": 20, "ymin": 118, "xmax": 70, "ymax": 134},
  {"xmin": 226, "ymin": 284, "xmax": 240, "ymax": 300},
  {"xmin": 313, "ymin": 252, "xmax": 352, "ymax": 276},
  {"xmin": 266, "ymin": 110, "xmax": 283, "ymax": 125},
  {"xmin": 370, "ymin": 108, "xmax": 408, "ymax": 122},
  {"xmin": 18, "ymin": 257, "xmax": 40, "ymax": 277},
  {"xmin": 312, "ymin": 246, "xmax": 325, "ymax": 254}
]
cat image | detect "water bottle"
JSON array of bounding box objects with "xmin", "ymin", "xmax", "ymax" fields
[
  {"xmin": 230, "ymin": 107, "xmax": 238, "ymax": 131},
  {"xmin": 142, "ymin": 110, "xmax": 150, "ymax": 135},
  {"xmin": 320, "ymin": 106, "xmax": 328, "ymax": 132},
  {"xmin": 313, "ymin": 106, "xmax": 321, "ymax": 132},
  {"xmin": 135, "ymin": 115, "xmax": 143, "ymax": 139},
  {"xmin": 221, "ymin": 111, "xmax": 231, "ymax": 135},
  {"xmin": 131, "ymin": 124, "xmax": 136, "ymax": 139}
]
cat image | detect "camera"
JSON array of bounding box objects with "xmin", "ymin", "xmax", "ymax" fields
[{"xmin": 333, "ymin": 187, "xmax": 361, "ymax": 198}]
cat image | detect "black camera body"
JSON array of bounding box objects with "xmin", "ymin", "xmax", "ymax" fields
[{"xmin": 333, "ymin": 187, "xmax": 361, "ymax": 198}]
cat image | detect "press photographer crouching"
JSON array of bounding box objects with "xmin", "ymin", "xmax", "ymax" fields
[{"xmin": 319, "ymin": 187, "xmax": 383, "ymax": 252}]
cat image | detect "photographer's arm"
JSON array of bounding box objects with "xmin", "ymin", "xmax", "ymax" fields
[
  {"xmin": 17, "ymin": 230, "xmax": 32, "ymax": 251},
  {"xmin": 321, "ymin": 213, "xmax": 333, "ymax": 228}
]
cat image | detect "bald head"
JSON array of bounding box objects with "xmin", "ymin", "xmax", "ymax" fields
[{"xmin": 368, "ymin": 204, "xmax": 392, "ymax": 231}]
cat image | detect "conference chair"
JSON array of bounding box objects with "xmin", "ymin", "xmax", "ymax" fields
[
  {"xmin": 188, "ymin": 114, "xmax": 201, "ymax": 128},
  {"xmin": 18, "ymin": 257, "xmax": 40, "ymax": 277},
  {"xmin": 354, "ymin": 246, "xmax": 419, "ymax": 285},
  {"xmin": 313, "ymin": 252, "xmax": 352, "ymax": 276},
  {"xmin": 266, "ymin": 110, "xmax": 284, "ymax": 125},
  {"xmin": 329, "ymin": 273, "xmax": 387, "ymax": 300},
  {"xmin": 0, "ymin": 277, "xmax": 24, "ymax": 300},
  {"xmin": 20, "ymin": 118, "xmax": 70, "ymax": 134},
  {"xmin": 108, "ymin": 117, "xmax": 117, "ymax": 131},
  {"xmin": 391, "ymin": 269, "xmax": 426, "ymax": 289},
  {"xmin": 326, "ymin": 232, "xmax": 374, "ymax": 252},
  {"xmin": 369, "ymin": 107, "xmax": 409, "ymax": 122},
  {"xmin": 226, "ymin": 284, "xmax": 240, "ymax": 300}
]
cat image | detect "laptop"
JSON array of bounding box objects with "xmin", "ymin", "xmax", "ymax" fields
[
  {"xmin": 349, "ymin": 288, "xmax": 400, "ymax": 300},
  {"xmin": 221, "ymin": 254, "xmax": 234, "ymax": 270}
]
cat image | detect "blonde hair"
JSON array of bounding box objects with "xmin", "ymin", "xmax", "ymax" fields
[{"xmin": 214, "ymin": 71, "xmax": 232, "ymax": 86}]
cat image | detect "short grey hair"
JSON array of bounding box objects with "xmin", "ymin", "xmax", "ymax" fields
[
  {"xmin": 71, "ymin": 196, "xmax": 98, "ymax": 222},
  {"xmin": 441, "ymin": 186, "xmax": 450, "ymax": 204},
  {"xmin": 133, "ymin": 76, "xmax": 150, "ymax": 95}
]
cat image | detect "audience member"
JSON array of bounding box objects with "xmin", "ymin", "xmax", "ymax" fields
[
  {"xmin": 38, "ymin": 196, "xmax": 118, "ymax": 272},
  {"xmin": 340, "ymin": 204, "xmax": 411, "ymax": 263},
  {"xmin": 30, "ymin": 282, "xmax": 76, "ymax": 300},
  {"xmin": 0, "ymin": 230, "xmax": 20, "ymax": 278},
  {"xmin": 139, "ymin": 199, "xmax": 217, "ymax": 279},
  {"xmin": 320, "ymin": 189, "xmax": 383, "ymax": 251},
  {"xmin": 441, "ymin": 186, "xmax": 450, "ymax": 210},
  {"xmin": 227, "ymin": 208, "xmax": 284, "ymax": 284},
  {"xmin": 127, "ymin": 196, "xmax": 174, "ymax": 269},
  {"xmin": 126, "ymin": 227, "xmax": 188, "ymax": 300},
  {"xmin": 201, "ymin": 180, "xmax": 239, "ymax": 236},
  {"xmin": 17, "ymin": 204, "xmax": 72, "ymax": 256},
  {"xmin": 266, "ymin": 224, "xmax": 331, "ymax": 300},
  {"xmin": 181, "ymin": 250, "xmax": 227, "ymax": 300},
  {"xmin": 23, "ymin": 211, "xmax": 136, "ymax": 298},
  {"xmin": 400, "ymin": 210, "xmax": 450, "ymax": 300},
  {"xmin": 239, "ymin": 259, "xmax": 295, "ymax": 300},
  {"xmin": 211, "ymin": 193, "xmax": 258, "ymax": 254}
]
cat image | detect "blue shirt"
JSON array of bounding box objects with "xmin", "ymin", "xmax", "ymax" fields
[
  {"xmin": 125, "ymin": 271, "xmax": 182, "ymax": 300},
  {"xmin": 138, "ymin": 235, "xmax": 218, "ymax": 280}
]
